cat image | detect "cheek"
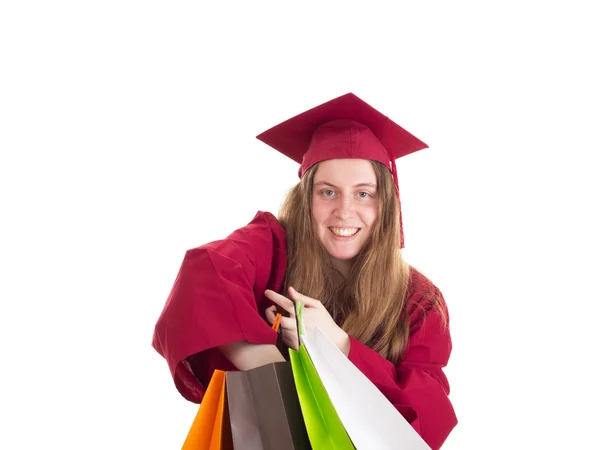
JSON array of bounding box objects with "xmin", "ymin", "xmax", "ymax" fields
[
  {"xmin": 362, "ymin": 205, "xmax": 378, "ymax": 228},
  {"xmin": 311, "ymin": 200, "xmax": 330, "ymax": 225}
]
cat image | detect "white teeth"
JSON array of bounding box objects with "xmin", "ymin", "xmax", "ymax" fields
[{"xmin": 330, "ymin": 227, "xmax": 359, "ymax": 237}]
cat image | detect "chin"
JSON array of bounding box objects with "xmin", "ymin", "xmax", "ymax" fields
[{"xmin": 326, "ymin": 247, "xmax": 361, "ymax": 261}]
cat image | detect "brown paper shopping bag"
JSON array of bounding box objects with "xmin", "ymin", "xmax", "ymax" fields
[{"xmin": 226, "ymin": 362, "xmax": 310, "ymax": 449}]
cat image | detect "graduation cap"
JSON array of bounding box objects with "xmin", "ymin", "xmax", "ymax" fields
[{"xmin": 256, "ymin": 93, "xmax": 428, "ymax": 247}]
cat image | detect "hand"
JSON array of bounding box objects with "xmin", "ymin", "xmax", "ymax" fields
[{"xmin": 265, "ymin": 286, "xmax": 350, "ymax": 355}]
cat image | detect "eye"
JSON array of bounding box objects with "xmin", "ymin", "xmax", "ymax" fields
[
  {"xmin": 322, "ymin": 189, "xmax": 335, "ymax": 197},
  {"xmin": 357, "ymin": 191, "xmax": 370, "ymax": 198}
]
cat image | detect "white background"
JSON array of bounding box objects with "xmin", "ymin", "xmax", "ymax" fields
[{"xmin": 1, "ymin": 1, "xmax": 599, "ymax": 449}]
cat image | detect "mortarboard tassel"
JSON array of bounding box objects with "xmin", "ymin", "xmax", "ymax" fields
[{"xmin": 388, "ymin": 117, "xmax": 405, "ymax": 249}]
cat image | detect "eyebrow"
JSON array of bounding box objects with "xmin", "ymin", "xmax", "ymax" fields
[{"xmin": 314, "ymin": 181, "xmax": 377, "ymax": 189}]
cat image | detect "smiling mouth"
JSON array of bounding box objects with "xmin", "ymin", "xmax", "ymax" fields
[{"xmin": 329, "ymin": 227, "xmax": 360, "ymax": 237}]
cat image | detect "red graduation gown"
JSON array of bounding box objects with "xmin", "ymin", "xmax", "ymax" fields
[{"xmin": 152, "ymin": 211, "xmax": 457, "ymax": 449}]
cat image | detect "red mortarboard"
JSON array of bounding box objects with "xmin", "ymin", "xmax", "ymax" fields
[{"xmin": 256, "ymin": 93, "xmax": 428, "ymax": 247}]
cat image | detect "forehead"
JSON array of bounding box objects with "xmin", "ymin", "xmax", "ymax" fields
[{"xmin": 313, "ymin": 159, "xmax": 377, "ymax": 185}]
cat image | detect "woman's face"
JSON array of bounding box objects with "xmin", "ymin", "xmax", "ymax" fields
[{"xmin": 311, "ymin": 158, "xmax": 378, "ymax": 273}]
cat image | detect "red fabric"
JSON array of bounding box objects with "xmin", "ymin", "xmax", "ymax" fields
[
  {"xmin": 152, "ymin": 211, "xmax": 457, "ymax": 449},
  {"xmin": 255, "ymin": 93, "xmax": 428, "ymax": 167},
  {"xmin": 346, "ymin": 269, "xmax": 456, "ymax": 450},
  {"xmin": 299, "ymin": 120, "xmax": 389, "ymax": 177}
]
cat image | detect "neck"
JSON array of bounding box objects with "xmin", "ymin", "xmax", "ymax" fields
[{"xmin": 331, "ymin": 257, "xmax": 352, "ymax": 279}]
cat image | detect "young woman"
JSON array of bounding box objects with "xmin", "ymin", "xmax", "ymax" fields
[{"xmin": 152, "ymin": 93, "xmax": 458, "ymax": 449}]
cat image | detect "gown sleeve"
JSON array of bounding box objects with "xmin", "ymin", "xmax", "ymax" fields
[
  {"xmin": 151, "ymin": 211, "xmax": 287, "ymax": 403},
  {"xmin": 346, "ymin": 269, "xmax": 458, "ymax": 450}
]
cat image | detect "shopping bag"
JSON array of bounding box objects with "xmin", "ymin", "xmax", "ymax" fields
[
  {"xmin": 300, "ymin": 310, "xmax": 431, "ymax": 449},
  {"xmin": 182, "ymin": 369, "xmax": 233, "ymax": 450},
  {"xmin": 289, "ymin": 302, "xmax": 355, "ymax": 449},
  {"xmin": 226, "ymin": 362, "xmax": 310, "ymax": 449}
]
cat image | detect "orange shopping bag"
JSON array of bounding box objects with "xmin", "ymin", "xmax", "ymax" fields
[{"xmin": 182, "ymin": 370, "xmax": 233, "ymax": 450}]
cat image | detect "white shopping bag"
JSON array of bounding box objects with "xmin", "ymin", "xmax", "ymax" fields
[{"xmin": 301, "ymin": 327, "xmax": 431, "ymax": 450}]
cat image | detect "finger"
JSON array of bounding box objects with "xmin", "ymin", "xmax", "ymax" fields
[
  {"xmin": 288, "ymin": 286, "xmax": 322, "ymax": 308},
  {"xmin": 281, "ymin": 329, "xmax": 299, "ymax": 351},
  {"xmin": 265, "ymin": 290, "xmax": 296, "ymax": 316},
  {"xmin": 276, "ymin": 315, "xmax": 297, "ymax": 332},
  {"xmin": 265, "ymin": 306, "xmax": 277, "ymax": 324}
]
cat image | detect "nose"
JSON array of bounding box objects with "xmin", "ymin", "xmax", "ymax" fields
[{"xmin": 334, "ymin": 194, "xmax": 353, "ymax": 219}]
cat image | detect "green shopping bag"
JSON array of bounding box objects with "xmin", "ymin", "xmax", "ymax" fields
[{"xmin": 289, "ymin": 301, "xmax": 355, "ymax": 449}]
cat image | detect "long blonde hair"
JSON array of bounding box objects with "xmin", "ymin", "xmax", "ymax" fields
[{"xmin": 278, "ymin": 161, "xmax": 416, "ymax": 362}]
